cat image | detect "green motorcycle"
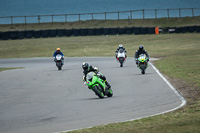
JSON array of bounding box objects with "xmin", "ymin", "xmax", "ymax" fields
[
  {"xmin": 86, "ymin": 72, "xmax": 113, "ymax": 99},
  {"xmin": 137, "ymin": 54, "xmax": 148, "ymax": 74}
]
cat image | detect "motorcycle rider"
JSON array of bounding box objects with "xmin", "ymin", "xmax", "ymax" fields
[
  {"xmin": 115, "ymin": 44, "xmax": 127, "ymax": 58},
  {"xmin": 82, "ymin": 62, "xmax": 111, "ymax": 90},
  {"xmin": 53, "ymin": 48, "xmax": 64, "ymax": 64},
  {"xmin": 134, "ymin": 45, "xmax": 149, "ymax": 65}
]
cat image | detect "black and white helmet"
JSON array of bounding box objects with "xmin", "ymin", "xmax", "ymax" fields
[
  {"xmin": 139, "ymin": 45, "xmax": 144, "ymax": 51},
  {"xmin": 119, "ymin": 44, "xmax": 123, "ymax": 48},
  {"xmin": 82, "ymin": 62, "xmax": 89, "ymax": 70}
]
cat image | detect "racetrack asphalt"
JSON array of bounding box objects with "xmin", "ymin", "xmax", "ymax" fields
[{"xmin": 0, "ymin": 57, "xmax": 185, "ymax": 133}]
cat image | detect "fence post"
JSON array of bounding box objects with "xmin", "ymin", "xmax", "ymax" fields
[
  {"xmin": 65, "ymin": 14, "xmax": 67, "ymax": 23},
  {"xmin": 38, "ymin": 15, "xmax": 40, "ymax": 23},
  {"xmin": 105, "ymin": 12, "xmax": 106, "ymax": 21},
  {"xmin": 167, "ymin": 9, "xmax": 169, "ymax": 18},
  {"xmin": 128, "ymin": 16, "xmax": 130, "ymax": 25},
  {"xmin": 25, "ymin": 16, "xmax": 26, "ymax": 24},
  {"xmin": 155, "ymin": 9, "xmax": 157, "ymax": 19},
  {"xmin": 118, "ymin": 11, "xmax": 119, "ymax": 20},
  {"xmin": 130, "ymin": 10, "xmax": 132, "ymax": 19},
  {"xmin": 143, "ymin": 9, "xmax": 145, "ymax": 19},
  {"xmin": 92, "ymin": 13, "xmax": 94, "ymax": 20},
  {"xmin": 179, "ymin": 8, "xmax": 181, "ymax": 18},
  {"xmin": 11, "ymin": 16, "xmax": 13, "ymax": 24},
  {"xmin": 192, "ymin": 8, "xmax": 194, "ymax": 18},
  {"xmin": 52, "ymin": 15, "xmax": 54, "ymax": 24}
]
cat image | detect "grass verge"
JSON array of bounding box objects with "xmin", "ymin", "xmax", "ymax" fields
[
  {"xmin": 65, "ymin": 34, "xmax": 200, "ymax": 133},
  {"xmin": 0, "ymin": 32, "xmax": 200, "ymax": 132},
  {"xmin": 0, "ymin": 67, "xmax": 23, "ymax": 72},
  {"xmin": 0, "ymin": 16, "xmax": 200, "ymax": 31}
]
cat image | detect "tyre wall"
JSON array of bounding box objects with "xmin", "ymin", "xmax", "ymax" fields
[{"xmin": 0, "ymin": 25, "xmax": 199, "ymax": 40}]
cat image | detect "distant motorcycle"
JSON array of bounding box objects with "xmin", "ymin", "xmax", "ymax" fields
[
  {"xmin": 54, "ymin": 54, "xmax": 64, "ymax": 70},
  {"xmin": 86, "ymin": 72, "xmax": 113, "ymax": 99},
  {"xmin": 116, "ymin": 49, "xmax": 126, "ymax": 67},
  {"xmin": 137, "ymin": 54, "xmax": 148, "ymax": 74}
]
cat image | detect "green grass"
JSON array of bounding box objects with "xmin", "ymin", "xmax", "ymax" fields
[
  {"xmin": 67, "ymin": 103, "xmax": 200, "ymax": 133},
  {"xmin": 0, "ymin": 67, "xmax": 23, "ymax": 72},
  {"xmin": 0, "ymin": 18, "xmax": 200, "ymax": 133},
  {"xmin": 0, "ymin": 16, "xmax": 200, "ymax": 31}
]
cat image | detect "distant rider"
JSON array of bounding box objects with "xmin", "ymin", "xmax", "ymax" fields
[
  {"xmin": 53, "ymin": 48, "xmax": 64, "ymax": 64},
  {"xmin": 82, "ymin": 62, "xmax": 111, "ymax": 90},
  {"xmin": 134, "ymin": 45, "xmax": 149, "ymax": 65},
  {"xmin": 115, "ymin": 44, "xmax": 127, "ymax": 58}
]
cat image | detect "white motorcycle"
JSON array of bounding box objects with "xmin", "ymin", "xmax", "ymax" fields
[
  {"xmin": 54, "ymin": 54, "xmax": 64, "ymax": 70},
  {"xmin": 116, "ymin": 49, "xmax": 126, "ymax": 67}
]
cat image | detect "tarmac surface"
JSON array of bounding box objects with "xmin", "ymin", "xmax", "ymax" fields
[{"xmin": 0, "ymin": 57, "xmax": 184, "ymax": 133}]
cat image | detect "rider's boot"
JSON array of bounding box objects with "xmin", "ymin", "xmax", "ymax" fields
[{"xmin": 105, "ymin": 81, "xmax": 111, "ymax": 90}]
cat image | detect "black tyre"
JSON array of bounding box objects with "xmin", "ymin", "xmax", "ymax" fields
[
  {"xmin": 93, "ymin": 86, "xmax": 104, "ymax": 99},
  {"xmin": 106, "ymin": 88, "xmax": 113, "ymax": 97},
  {"xmin": 119, "ymin": 58, "xmax": 124, "ymax": 67},
  {"xmin": 56, "ymin": 62, "xmax": 62, "ymax": 70},
  {"xmin": 58, "ymin": 66, "xmax": 62, "ymax": 70},
  {"xmin": 142, "ymin": 70, "xmax": 145, "ymax": 74},
  {"xmin": 120, "ymin": 62, "xmax": 123, "ymax": 67},
  {"xmin": 140, "ymin": 64, "xmax": 146, "ymax": 74}
]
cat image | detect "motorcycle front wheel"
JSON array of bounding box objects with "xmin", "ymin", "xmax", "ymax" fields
[
  {"xmin": 140, "ymin": 64, "xmax": 146, "ymax": 74},
  {"xmin": 93, "ymin": 85, "xmax": 104, "ymax": 99},
  {"xmin": 106, "ymin": 88, "xmax": 113, "ymax": 97}
]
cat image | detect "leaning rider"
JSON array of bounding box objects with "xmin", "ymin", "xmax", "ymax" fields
[
  {"xmin": 82, "ymin": 62, "xmax": 111, "ymax": 89},
  {"xmin": 134, "ymin": 45, "xmax": 149, "ymax": 65},
  {"xmin": 115, "ymin": 44, "xmax": 127, "ymax": 58},
  {"xmin": 53, "ymin": 48, "xmax": 64, "ymax": 64}
]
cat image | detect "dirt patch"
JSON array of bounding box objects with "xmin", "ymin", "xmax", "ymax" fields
[{"xmin": 164, "ymin": 75, "xmax": 200, "ymax": 104}]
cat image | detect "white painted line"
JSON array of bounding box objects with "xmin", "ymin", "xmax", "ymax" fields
[{"xmin": 56, "ymin": 61, "xmax": 187, "ymax": 133}]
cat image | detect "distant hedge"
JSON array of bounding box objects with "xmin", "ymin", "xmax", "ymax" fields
[{"xmin": 0, "ymin": 26, "xmax": 199, "ymax": 40}]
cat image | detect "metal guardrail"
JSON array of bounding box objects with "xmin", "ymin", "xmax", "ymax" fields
[{"xmin": 0, "ymin": 8, "xmax": 200, "ymax": 25}]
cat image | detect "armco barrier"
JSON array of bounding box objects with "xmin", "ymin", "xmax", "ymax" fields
[
  {"xmin": 57, "ymin": 29, "xmax": 66, "ymax": 37},
  {"xmin": 88, "ymin": 28, "xmax": 96, "ymax": 36},
  {"xmin": 18, "ymin": 31, "xmax": 26, "ymax": 39},
  {"xmin": 49, "ymin": 29, "xmax": 57, "ymax": 37},
  {"xmin": 2, "ymin": 32, "xmax": 10, "ymax": 40},
  {"xmin": 10, "ymin": 31, "xmax": 18, "ymax": 39},
  {"xmin": 41, "ymin": 30, "xmax": 49, "ymax": 38},
  {"xmin": 65, "ymin": 29, "xmax": 73, "ymax": 36},
  {"xmin": 26, "ymin": 30, "xmax": 34, "ymax": 38},
  {"xmin": 80, "ymin": 29, "xmax": 88, "ymax": 36},
  {"xmin": 34, "ymin": 30, "xmax": 42, "ymax": 38}
]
